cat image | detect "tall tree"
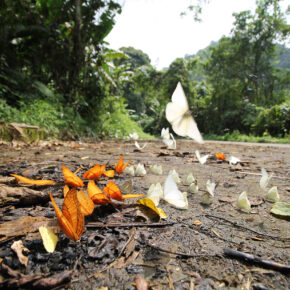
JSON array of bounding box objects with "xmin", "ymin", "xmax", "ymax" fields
[
  {"xmin": 0, "ymin": 0, "xmax": 121, "ymax": 106},
  {"xmin": 204, "ymin": 0, "xmax": 289, "ymax": 133}
]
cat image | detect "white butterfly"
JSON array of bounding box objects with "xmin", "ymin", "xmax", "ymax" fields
[
  {"xmin": 185, "ymin": 173, "xmax": 196, "ymax": 185},
  {"xmin": 206, "ymin": 180, "xmax": 216, "ymax": 197},
  {"xmin": 147, "ymin": 183, "xmax": 163, "ymax": 206},
  {"xmin": 188, "ymin": 182, "xmax": 199, "ymax": 194},
  {"xmin": 168, "ymin": 169, "xmax": 181, "ymax": 183},
  {"xmin": 166, "ymin": 82, "xmax": 203, "ymax": 143},
  {"xmin": 266, "ymin": 186, "xmax": 279, "ymax": 203},
  {"xmin": 161, "ymin": 128, "xmax": 170, "ymax": 140},
  {"xmin": 135, "ymin": 141, "xmax": 147, "ymax": 151},
  {"xmin": 124, "ymin": 165, "xmax": 135, "ymax": 176},
  {"xmin": 162, "ymin": 133, "xmax": 176, "ymax": 150},
  {"xmin": 237, "ymin": 191, "xmax": 251, "ymax": 211},
  {"xmin": 135, "ymin": 163, "xmax": 146, "ymax": 176},
  {"xmin": 195, "ymin": 150, "xmax": 209, "ymax": 165},
  {"xmin": 163, "ymin": 175, "xmax": 188, "ymax": 209},
  {"xmin": 149, "ymin": 164, "xmax": 163, "ymax": 175},
  {"xmin": 229, "ymin": 156, "xmax": 240, "ymax": 165},
  {"xmin": 129, "ymin": 132, "xmax": 139, "ymax": 140},
  {"xmin": 201, "ymin": 180, "xmax": 216, "ymax": 205},
  {"xmin": 260, "ymin": 168, "xmax": 272, "ymax": 189}
]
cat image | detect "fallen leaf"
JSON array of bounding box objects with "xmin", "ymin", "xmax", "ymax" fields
[
  {"xmin": 250, "ymin": 236, "xmax": 265, "ymax": 241},
  {"xmin": 39, "ymin": 226, "xmax": 58, "ymax": 253},
  {"xmin": 137, "ymin": 198, "xmax": 167, "ymax": 219},
  {"xmin": 10, "ymin": 174, "xmax": 56, "ymax": 186},
  {"xmin": 11, "ymin": 240, "xmax": 29, "ymax": 267},
  {"xmin": 192, "ymin": 220, "xmax": 202, "ymax": 226},
  {"xmin": 135, "ymin": 274, "xmax": 148, "ymax": 290},
  {"xmin": 270, "ymin": 202, "xmax": 290, "ymax": 217}
]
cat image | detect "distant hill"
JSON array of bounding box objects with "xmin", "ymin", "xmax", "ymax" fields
[
  {"xmin": 275, "ymin": 44, "xmax": 290, "ymax": 69},
  {"xmin": 184, "ymin": 41, "xmax": 290, "ymax": 69}
]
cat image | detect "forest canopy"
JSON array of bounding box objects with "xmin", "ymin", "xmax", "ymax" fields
[{"xmin": 0, "ymin": 0, "xmax": 289, "ymax": 140}]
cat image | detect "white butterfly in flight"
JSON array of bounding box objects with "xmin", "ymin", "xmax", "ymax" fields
[{"xmin": 166, "ymin": 82, "xmax": 204, "ymax": 144}]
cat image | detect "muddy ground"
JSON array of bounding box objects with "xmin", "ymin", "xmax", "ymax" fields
[{"xmin": 0, "ymin": 139, "xmax": 289, "ymax": 289}]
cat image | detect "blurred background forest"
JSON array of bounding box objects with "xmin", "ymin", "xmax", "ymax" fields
[{"xmin": 0, "ymin": 0, "xmax": 289, "ymax": 142}]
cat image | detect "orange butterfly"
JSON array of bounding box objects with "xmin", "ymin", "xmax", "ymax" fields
[
  {"xmin": 62, "ymin": 165, "xmax": 84, "ymax": 187},
  {"xmin": 50, "ymin": 188, "xmax": 84, "ymax": 241},
  {"xmin": 104, "ymin": 181, "xmax": 144, "ymax": 201},
  {"xmin": 115, "ymin": 156, "xmax": 129, "ymax": 174},
  {"xmin": 11, "ymin": 174, "xmax": 56, "ymax": 186},
  {"xmin": 215, "ymin": 152, "xmax": 226, "ymax": 161},
  {"xmin": 63, "ymin": 185, "xmax": 94, "ymax": 216},
  {"xmin": 83, "ymin": 164, "xmax": 114, "ymax": 179},
  {"xmin": 87, "ymin": 180, "xmax": 111, "ymax": 205}
]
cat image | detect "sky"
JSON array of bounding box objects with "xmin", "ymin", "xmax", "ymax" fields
[{"xmin": 105, "ymin": 0, "xmax": 289, "ymax": 70}]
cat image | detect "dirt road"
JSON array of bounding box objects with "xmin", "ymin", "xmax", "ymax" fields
[{"xmin": 0, "ymin": 139, "xmax": 289, "ymax": 289}]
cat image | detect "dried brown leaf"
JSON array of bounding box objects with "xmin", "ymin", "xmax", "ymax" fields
[
  {"xmin": 113, "ymin": 250, "xmax": 139, "ymax": 269},
  {"xmin": 135, "ymin": 274, "xmax": 148, "ymax": 290},
  {"xmin": 11, "ymin": 240, "xmax": 29, "ymax": 267},
  {"xmin": 0, "ymin": 216, "xmax": 57, "ymax": 241},
  {"xmin": 0, "ymin": 186, "xmax": 49, "ymax": 206}
]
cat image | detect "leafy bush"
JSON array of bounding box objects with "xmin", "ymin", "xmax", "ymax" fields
[
  {"xmin": 252, "ymin": 101, "xmax": 290, "ymax": 136},
  {"xmin": 0, "ymin": 99, "xmax": 20, "ymax": 121},
  {"xmin": 97, "ymin": 96, "xmax": 152, "ymax": 139}
]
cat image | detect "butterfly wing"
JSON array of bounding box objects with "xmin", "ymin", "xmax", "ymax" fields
[
  {"xmin": 171, "ymin": 82, "xmax": 189, "ymax": 112},
  {"xmin": 50, "ymin": 192, "xmax": 80, "ymax": 241},
  {"xmin": 87, "ymin": 180, "xmax": 111, "ymax": 205},
  {"xmin": 77, "ymin": 190, "xmax": 95, "ymax": 216},
  {"xmin": 172, "ymin": 114, "xmax": 203, "ymax": 143},
  {"xmin": 163, "ymin": 175, "xmax": 187, "ymax": 209},
  {"xmin": 260, "ymin": 168, "xmax": 268, "ymax": 189},
  {"xmin": 166, "ymin": 82, "xmax": 203, "ymax": 143},
  {"xmin": 166, "ymin": 82, "xmax": 189, "ymax": 124},
  {"xmin": 62, "ymin": 188, "xmax": 84, "ymax": 240}
]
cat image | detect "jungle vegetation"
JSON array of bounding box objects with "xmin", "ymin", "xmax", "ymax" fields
[{"xmin": 0, "ymin": 0, "xmax": 289, "ymax": 141}]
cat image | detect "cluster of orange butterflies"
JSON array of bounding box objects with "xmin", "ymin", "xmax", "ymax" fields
[
  {"xmin": 11, "ymin": 156, "xmax": 144, "ymax": 241},
  {"xmin": 215, "ymin": 152, "xmax": 226, "ymax": 161}
]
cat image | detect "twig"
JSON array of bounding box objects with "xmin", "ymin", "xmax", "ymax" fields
[
  {"xmin": 86, "ymin": 222, "xmax": 175, "ymax": 228},
  {"xmin": 118, "ymin": 227, "xmax": 136, "ymax": 258},
  {"xmin": 238, "ymin": 171, "xmax": 288, "ymax": 180},
  {"xmin": 224, "ymin": 248, "xmax": 290, "ymax": 274},
  {"xmin": 205, "ymin": 214, "xmax": 290, "ymax": 241},
  {"xmin": 146, "ymin": 242, "xmax": 217, "ymax": 258},
  {"xmin": 166, "ymin": 265, "xmax": 175, "ymax": 290},
  {"xmin": 179, "ymin": 222, "xmax": 240, "ymax": 245}
]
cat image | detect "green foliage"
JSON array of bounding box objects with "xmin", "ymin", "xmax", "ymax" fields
[
  {"xmin": 97, "ymin": 96, "xmax": 152, "ymax": 139},
  {"xmin": 205, "ymin": 131, "xmax": 290, "ymax": 144},
  {"xmin": 118, "ymin": 47, "xmax": 151, "ymax": 69},
  {"xmin": 252, "ymin": 101, "xmax": 290, "ymax": 136},
  {"xmin": 1, "ymin": 0, "xmax": 289, "ymax": 142}
]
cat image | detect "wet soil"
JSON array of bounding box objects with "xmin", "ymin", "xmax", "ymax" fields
[{"xmin": 0, "ymin": 139, "xmax": 289, "ymax": 289}]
